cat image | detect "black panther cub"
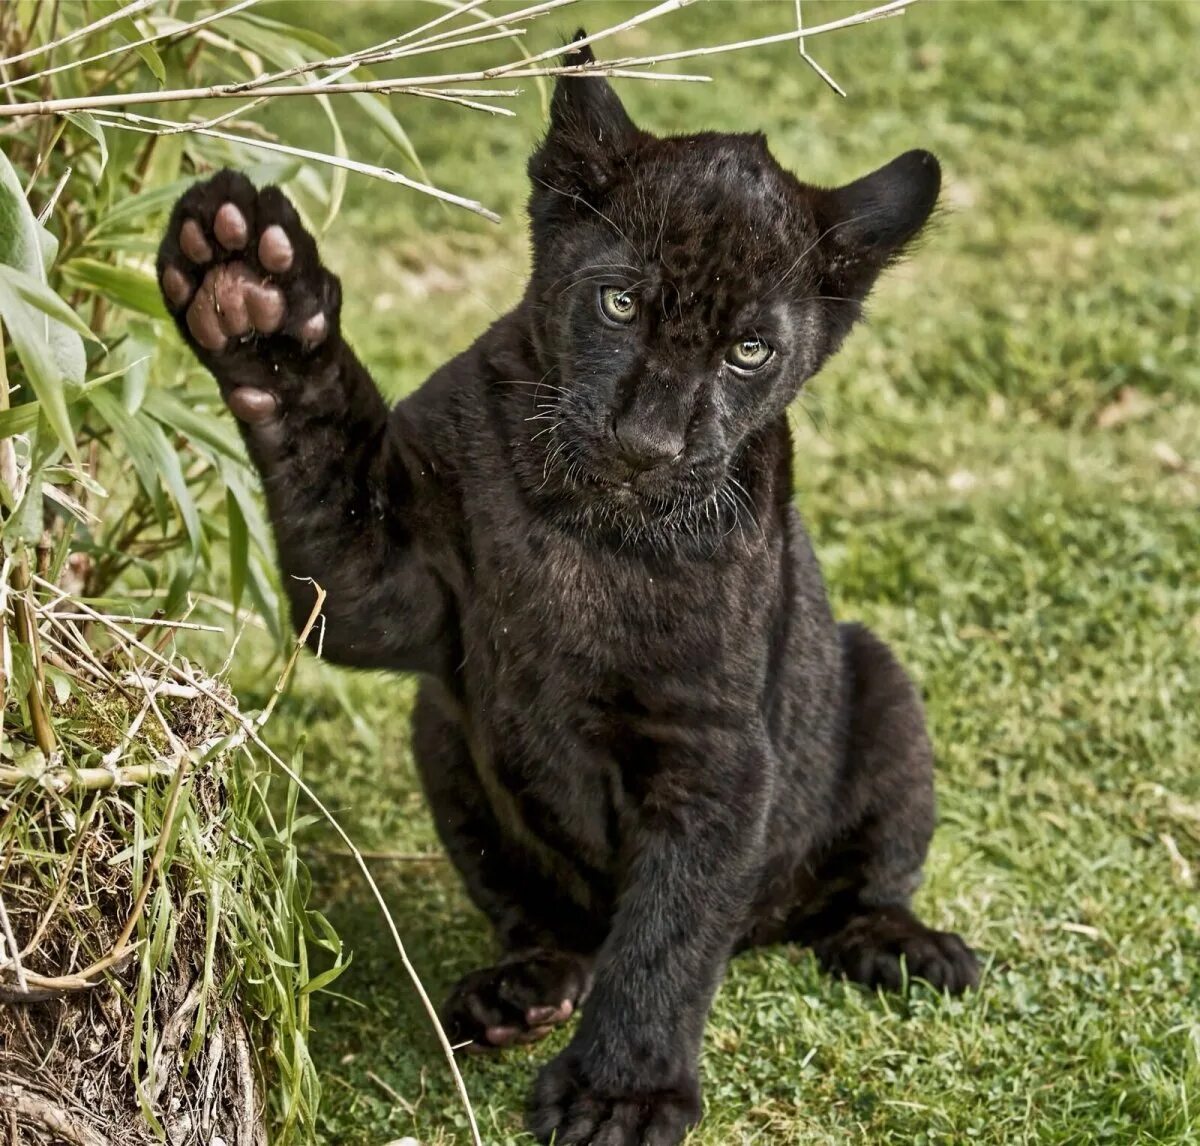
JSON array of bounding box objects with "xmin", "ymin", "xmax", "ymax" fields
[{"xmin": 157, "ymin": 39, "xmax": 977, "ymax": 1146}]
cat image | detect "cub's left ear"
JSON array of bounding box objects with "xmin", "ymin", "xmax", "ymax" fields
[
  {"xmin": 528, "ymin": 30, "xmax": 642, "ymax": 204},
  {"xmin": 813, "ymin": 149, "xmax": 941, "ymax": 300}
]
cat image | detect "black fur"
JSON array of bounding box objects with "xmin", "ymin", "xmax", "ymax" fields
[{"xmin": 157, "ymin": 38, "xmax": 976, "ymax": 1146}]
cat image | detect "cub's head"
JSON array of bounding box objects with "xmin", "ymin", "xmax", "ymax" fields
[{"xmin": 524, "ymin": 35, "xmax": 939, "ymax": 532}]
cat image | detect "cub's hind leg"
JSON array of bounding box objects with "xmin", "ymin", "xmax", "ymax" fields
[
  {"xmin": 412, "ymin": 686, "xmax": 600, "ymax": 1049},
  {"xmin": 788, "ymin": 623, "xmax": 978, "ymax": 993}
]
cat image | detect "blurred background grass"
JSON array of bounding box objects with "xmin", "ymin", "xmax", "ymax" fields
[{"xmin": 236, "ymin": 3, "xmax": 1200, "ymax": 1143}]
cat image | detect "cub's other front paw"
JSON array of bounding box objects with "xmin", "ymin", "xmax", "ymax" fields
[
  {"xmin": 813, "ymin": 905, "xmax": 979, "ymax": 994},
  {"xmin": 441, "ymin": 949, "xmax": 591, "ymax": 1050},
  {"xmin": 156, "ymin": 169, "xmax": 341, "ymax": 422},
  {"xmin": 527, "ymin": 1048, "xmax": 701, "ymax": 1146}
]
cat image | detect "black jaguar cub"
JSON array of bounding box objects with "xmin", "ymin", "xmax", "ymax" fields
[{"xmin": 158, "ymin": 37, "xmax": 976, "ymax": 1146}]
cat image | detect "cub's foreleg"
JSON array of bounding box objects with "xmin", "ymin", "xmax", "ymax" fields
[{"xmin": 157, "ymin": 170, "xmax": 447, "ymax": 670}]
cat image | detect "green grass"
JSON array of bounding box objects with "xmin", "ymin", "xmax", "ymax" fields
[{"xmin": 231, "ymin": 3, "xmax": 1200, "ymax": 1142}]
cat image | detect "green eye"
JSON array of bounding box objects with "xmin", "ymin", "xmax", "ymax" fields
[
  {"xmin": 599, "ymin": 286, "xmax": 638, "ymax": 325},
  {"xmin": 726, "ymin": 337, "xmax": 773, "ymax": 371}
]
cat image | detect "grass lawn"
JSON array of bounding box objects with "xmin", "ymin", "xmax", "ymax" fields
[{"xmin": 229, "ymin": 3, "xmax": 1200, "ymax": 1142}]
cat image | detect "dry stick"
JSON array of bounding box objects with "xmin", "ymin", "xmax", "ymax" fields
[
  {"xmin": 0, "ymin": 555, "xmax": 11, "ymax": 766},
  {"xmin": 0, "ymin": 893, "xmax": 28, "ymax": 992},
  {"xmin": 221, "ymin": 0, "xmax": 557, "ymax": 93},
  {"xmin": 29, "ymin": 574, "xmax": 484, "ymax": 1146},
  {"xmin": 593, "ymin": 0, "xmax": 914, "ymax": 71},
  {"xmin": 312, "ymin": 848, "xmax": 446, "ymax": 863},
  {"xmin": 47, "ymin": 611, "xmax": 222, "ymax": 632},
  {"xmin": 91, "ymin": 112, "xmax": 504, "ymax": 222},
  {"xmin": 235, "ymin": 0, "xmax": 494, "ymax": 91},
  {"xmin": 2, "ymin": 941, "xmax": 139, "ymax": 993},
  {"xmin": 9, "ymin": 561, "xmax": 57, "ymax": 756},
  {"xmin": 370, "ymin": 0, "xmax": 574, "ymax": 55},
  {"xmin": 0, "ymin": 0, "xmax": 155, "ymax": 68},
  {"xmin": 0, "ymin": 764, "xmax": 177, "ymax": 793},
  {"xmin": 795, "ymin": 0, "xmax": 847, "ymax": 98},
  {"xmin": 356, "ymin": 24, "xmax": 534, "ymax": 66},
  {"xmin": 485, "ymin": 0, "xmax": 699, "ymax": 77},
  {"xmin": 0, "ymin": 60, "xmax": 711, "ymax": 117},
  {"xmin": 0, "ymin": 0, "xmax": 260, "ymax": 92}
]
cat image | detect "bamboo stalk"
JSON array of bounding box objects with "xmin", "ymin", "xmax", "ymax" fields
[
  {"xmin": 0, "ymin": 60, "xmax": 713, "ymax": 118},
  {"xmin": 0, "ymin": 759, "xmax": 178, "ymax": 792},
  {"xmin": 0, "ymin": 0, "xmax": 259, "ymax": 92},
  {"xmin": 92, "ymin": 111, "xmax": 504, "ymax": 222},
  {"xmin": 10, "ymin": 559, "xmax": 56, "ymax": 757},
  {"xmin": 0, "ymin": 0, "xmax": 155, "ymax": 69}
]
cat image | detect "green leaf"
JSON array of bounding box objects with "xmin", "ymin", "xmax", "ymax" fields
[
  {"xmin": 59, "ymin": 258, "xmax": 166, "ymax": 319},
  {"xmin": 115, "ymin": 322, "xmax": 155, "ymax": 412},
  {"xmin": 7, "ymin": 470, "xmax": 43, "ymax": 542},
  {"xmin": 9, "ymin": 643, "xmax": 34, "ymax": 702},
  {"xmin": 298, "ymin": 956, "xmax": 350, "ymax": 997},
  {"xmin": 163, "ymin": 553, "xmax": 197, "ymax": 617},
  {"xmin": 349, "ymin": 92, "xmax": 432, "ymax": 186},
  {"xmin": 317, "ymin": 91, "xmax": 347, "ymax": 233},
  {"xmin": 0, "ymin": 403, "xmax": 40, "ymax": 438},
  {"xmin": 227, "ymin": 486, "xmax": 249, "ymax": 611},
  {"xmin": 114, "ymin": 15, "xmax": 166, "ymax": 84},
  {"xmin": 46, "ymin": 668, "xmax": 73, "ymax": 705},
  {"xmin": 143, "ymin": 388, "xmax": 245, "ymax": 462},
  {"xmin": 63, "ymin": 111, "xmax": 109, "ymax": 174},
  {"xmin": 220, "ymin": 461, "xmax": 273, "ymax": 569},
  {"xmin": 89, "ymin": 386, "xmax": 203, "ymax": 554},
  {"xmin": 0, "ymin": 278, "xmax": 80, "ymax": 460},
  {"xmin": 0, "ymin": 264, "xmax": 101, "ymax": 345},
  {"xmin": 0, "ymin": 150, "xmax": 45, "ymax": 274},
  {"xmin": 89, "ymin": 177, "xmax": 193, "ymax": 236},
  {"xmin": 0, "ymin": 150, "xmax": 86, "ymax": 459}
]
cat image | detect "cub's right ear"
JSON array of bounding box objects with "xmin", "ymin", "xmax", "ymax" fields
[
  {"xmin": 527, "ymin": 29, "xmax": 643, "ymax": 205},
  {"xmin": 813, "ymin": 149, "xmax": 941, "ymax": 301}
]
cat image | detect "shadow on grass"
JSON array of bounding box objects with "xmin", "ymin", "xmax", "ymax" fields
[{"xmin": 306, "ymin": 855, "xmax": 548, "ymax": 1145}]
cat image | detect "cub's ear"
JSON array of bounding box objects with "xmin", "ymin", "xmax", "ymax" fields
[
  {"xmin": 813, "ymin": 149, "xmax": 941, "ymax": 301},
  {"xmin": 527, "ymin": 29, "xmax": 642, "ymax": 204}
]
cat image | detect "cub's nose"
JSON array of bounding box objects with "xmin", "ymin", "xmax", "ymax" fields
[{"xmin": 612, "ymin": 419, "xmax": 685, "ymax": 472}]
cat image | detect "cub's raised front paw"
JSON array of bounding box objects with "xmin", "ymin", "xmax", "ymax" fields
[
  {"xmin": 813, "ymin": 905, "xmax": 979, "ymax": 994},
  {"xmin": 156, "ymin": 168, "xmax": 341, "ymax": 422},
  {"xmin": 527, "ymin": 1049, "xmax": 701, "ymax": 1146},
  {"xmin": 441, "ymin": 949, "xmax": 591, "ymax": 1051}
]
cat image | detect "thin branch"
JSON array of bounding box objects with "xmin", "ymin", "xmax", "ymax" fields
[
  {"xmin": 0, "ymin": 893, "xmax": 28, "ymax": 992},
  {"xmin": 46, "ymin": 611, "xmax": 223, "ymax": 632},
  {"xmin": 9, "ymin": 558, "xmax": 56, "ymax": 757},
  {"xmin": 222, "ymin": 0, "xmax": 570, "ymax": 95},
  {"xmin": 563, "ymin": 0, "xmax": 914, "ymax": 74},
  {"xmin": 795, "ymin": 0, "xmax": 847, "ymax": 98},
  {"xmin": 0, "ymin": 0, "xmax": 260, "ymax": 92},
  {"xmin": 91, "ymin": 110, "xmax": 503, "ymax": 222},
  {"xmin": 0, "ymin": 759, "xmax": 179, "ymax": 793},
  {"xmin": 0, "ymin": 60, "xmax": 712, "ymax": 118},
  {"xmin": 0, "ymin": 0, "xmax": 155, "ymax": 69},
  {"xmin": 485, "ymin": 0, "xmax": 698, "ymax": 77}
]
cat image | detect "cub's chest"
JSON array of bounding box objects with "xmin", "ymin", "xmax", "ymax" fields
[{"xmin": 464, "ymin": 526, "xmax": 766, "ymax": 687}]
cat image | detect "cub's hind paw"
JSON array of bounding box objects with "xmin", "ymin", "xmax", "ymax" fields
[
  {"xmin": 813, "ymin": 905, "xmax": 979, "ymax": 994},
  {"xmin": 157, "ymin": 170, "xmax": 340, "ymax": 421},
  {"xmin": 441, "ymin": 948, "xmax": 591, "ymax": 1051}
]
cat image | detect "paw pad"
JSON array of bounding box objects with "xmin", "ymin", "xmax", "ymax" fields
[{"xmin": 157, "ymin": 172, "xmax": 338, "ymax": 381}]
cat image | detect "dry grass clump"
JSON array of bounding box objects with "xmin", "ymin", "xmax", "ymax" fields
[{"xmin": 1, "ymin": 591, "xmax": 341, "ymax": 1145}]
